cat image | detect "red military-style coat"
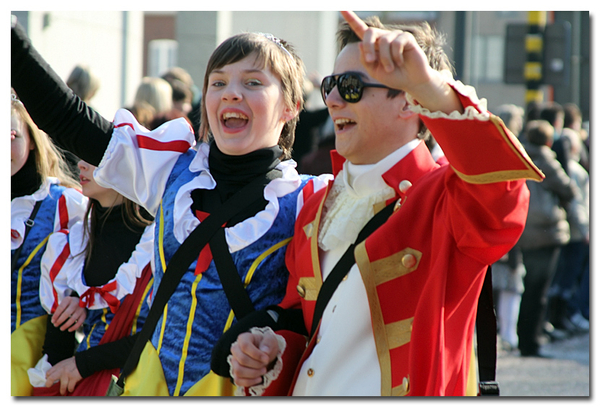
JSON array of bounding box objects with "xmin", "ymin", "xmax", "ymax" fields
[{"xmin": 277, "ymin": 85, "xmax": 544, "ymax": 396}]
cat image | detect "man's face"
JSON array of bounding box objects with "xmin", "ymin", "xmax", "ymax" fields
[{"xmin": 324, "ymin": 43, "xmax": 411, "ymax": 165}]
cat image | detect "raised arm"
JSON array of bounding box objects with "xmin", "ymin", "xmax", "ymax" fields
[
  {"xmin": 11, "ymin": 20, "xmax": 113, "ymax": 166},
  {"xmin": 340, "ymin": 10, "xmax": 462, "ymax": 115}
]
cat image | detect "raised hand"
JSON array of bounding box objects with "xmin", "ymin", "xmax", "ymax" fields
[{"xmin": 340, "ymin": 11, "xmax": 462, "ymax": 115}]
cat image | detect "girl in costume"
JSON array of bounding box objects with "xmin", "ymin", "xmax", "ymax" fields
[
  {"xmin": 12, "ymin": 21, "xmax": 331, "ymax": 396},
  {"xmin": 11, "ymin": 92, "xmax": 88, "ymax": 396},
  {"xmin": 29, "ymin": 159, "xmax": 155, "ymax": 396}
]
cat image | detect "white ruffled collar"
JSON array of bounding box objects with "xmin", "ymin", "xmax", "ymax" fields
[
  {"xmin": 172, "ymin": 143, "xmax": 302, "ymax": 253},
  {"xmin": 318, "ymin": 143, "xmax": 418, "ymax": 252}
]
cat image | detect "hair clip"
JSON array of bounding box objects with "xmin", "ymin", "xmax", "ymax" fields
[{"xmin": 257, "ymin": 32, "xmax": 293, "ymax": 59}]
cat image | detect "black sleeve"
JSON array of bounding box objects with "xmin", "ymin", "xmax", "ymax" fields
[
  {"xmin": 43, "ymin": 317, "xmax": 78, "ymax": 366},
  {"xmin": 74, "ymin": 333, "xmax": 140, "ymax": 378},
  {"xmin": 210, "ymin": 306, "xmax": 307, "ymax": 378},
  {"xmin": 11, "ymin": 21, "xmax": 113, "ymax": 166}
]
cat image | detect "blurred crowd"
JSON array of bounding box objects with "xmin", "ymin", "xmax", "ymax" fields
[{"xmin": 490, "ymin": 101, "xmax": 590, "ymax": 357}]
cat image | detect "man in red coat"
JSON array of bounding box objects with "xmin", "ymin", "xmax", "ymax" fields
[{"xmin": 215, "ymin": 11, "xmax": 543, "ymax": 396}]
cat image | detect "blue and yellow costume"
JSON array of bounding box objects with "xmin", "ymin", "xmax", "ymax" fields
[{"xmin": 11, "ymin": 179, "xmax": 88, "ymax": 396}]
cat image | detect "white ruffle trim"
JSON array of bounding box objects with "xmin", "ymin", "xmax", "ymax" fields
[
  {"xmin": 318, "ymin": 176, "xmax": 395, "ymax": 252},
  {"xmin": 406, "ymin": 72, "xmax": 490, "ymax": 122},
  {"xmin": 228, "ymin": 327, "xmax": 286, "ymax": 396},
  {"xmin": 172, "ymin": 144, "xmax": 302, "ymax": 253}
]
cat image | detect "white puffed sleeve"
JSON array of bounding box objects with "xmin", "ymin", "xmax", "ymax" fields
[
  {"xmin": 11, "ymin": 178, "xmax": 88, "ymax": 250},
  {"xmin": 39, "ymin": 222, "xmax": 87, "ymax": 314},
  {"xmin": 94, "ymin": 109, "xmax": 196, "ymax": 217}
]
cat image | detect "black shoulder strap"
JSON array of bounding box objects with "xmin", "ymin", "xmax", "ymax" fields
[
  {"xmin": 476, "ymin": 266, "xmax": 500, "ymax": 396},
  {"xmin": 116, "ymin": 172, "xmax": 273, "ymax": 389},
  {"xmin": 310, "ymin": 201, "xmax": 395, "ymax": 338},
  {"xmin": 209, "ymin": 228, "xmax": 255, "ymax": 319},
  {"xmin": 11, "ymin": 199, "xmax": 43, "ymax": 273}
]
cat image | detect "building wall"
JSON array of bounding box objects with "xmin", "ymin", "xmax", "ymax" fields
[
  {"xmin": 174, "ymin": 11, "xmax": 338, "ymax": 109},
  {"xmin": 14, "ymin": 11, "xmax": 144, "ymax": 117},
  {"xmin": 12, "ymin": 11, "xmax": 589, "ymax": 124},
  {"xmin": 143, "ymin": 12, "xmax": 177, "ymax": 77}
]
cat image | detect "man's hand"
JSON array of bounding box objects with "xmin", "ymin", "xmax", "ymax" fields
[
  {"xmin": 341, "ymin": 10, "xmax": 462, "ymax": 115},
  {"xmin": 51, "ymin": 296, "xmax": 86, "ymax": 332},
  {"xmin": 229, "ymin": 329, "xmax": 280, "ymax": 388},
  {"xmin": 45, "ymin": 356, "xmax": 82, "ymax": 395}
]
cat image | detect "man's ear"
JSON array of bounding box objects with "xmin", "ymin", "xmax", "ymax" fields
[{"xmin": 398, "ymin": 96, "xmax": 417, "ymax": 120}]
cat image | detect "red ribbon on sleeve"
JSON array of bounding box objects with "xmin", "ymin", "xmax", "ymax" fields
[{"xmin": 79, "ymin": 280, "xmax": 121, "ymax": 314}]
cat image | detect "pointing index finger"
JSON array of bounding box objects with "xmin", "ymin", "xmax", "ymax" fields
[{"xmin": 341, "ymin": 11, "xmax": 368, "ymax": 40}]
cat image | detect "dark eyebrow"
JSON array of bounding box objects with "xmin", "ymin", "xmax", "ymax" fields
[{"xmin": 209, "ymin": 68, "xmax": 266, "ymax": 75}]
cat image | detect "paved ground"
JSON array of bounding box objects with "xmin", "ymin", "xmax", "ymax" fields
[{"xmin": 495, "ymin": 331, "xmax": 590, "ymax": 397}]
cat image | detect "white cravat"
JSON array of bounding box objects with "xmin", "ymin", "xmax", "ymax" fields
[{"xmin": 318, "ymin": 138, "xmax": 420, "ymax": 256}]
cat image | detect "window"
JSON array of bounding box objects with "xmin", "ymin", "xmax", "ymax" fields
[
  {"xmin": 148, "ymin": 39, "xmax": 178, "ymax": 78},
  {"xmin": 473, "ymin": 35, "xmax": 504, "ymax": 83}
]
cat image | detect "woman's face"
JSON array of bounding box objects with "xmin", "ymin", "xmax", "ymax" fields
[
  {"xmin": 11, "ymin": 112, "xmax": 34, "ymax": 176},
  {"xmin": 77, "ymin": 160, "xmax": 123, "ymax": 207},
  {"xmin": 204, "ymin": 53, "xmax": 295, "ymax": 156}
]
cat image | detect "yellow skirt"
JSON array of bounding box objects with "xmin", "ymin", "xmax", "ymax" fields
[
  {"xmin": 121, "ymin": 340, "xmax": 235, "ymax": 397},
  {"xmin": 11, "ymin": 315, "xmax": 47, "ymax": 396}
]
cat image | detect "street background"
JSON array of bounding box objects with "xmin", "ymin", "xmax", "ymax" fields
[{"xmin": 496, "ymin": 331, "xmax": 590, "ymax": 397}]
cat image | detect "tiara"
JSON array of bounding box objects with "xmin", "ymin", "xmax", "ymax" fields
[{"xmin": 257, "ymin": 32, "xmax": 293, "ymax": 59}]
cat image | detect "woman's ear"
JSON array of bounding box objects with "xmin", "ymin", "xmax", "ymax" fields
[{"xmin": 282, "ymin": 101, "xmax": 301, "ymax": 122}]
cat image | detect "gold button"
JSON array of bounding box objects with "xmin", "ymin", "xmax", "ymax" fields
[
  {"xmin": 401, "ymin": 254, "xmax": 417, "ymax": 269},
  {"xmin": 399, "ymin": 180, "xmax": 412, "ymax": 193},
  {"xmin": 297, "ymin": 285, "xmax": 306, "ymax": 298},
  {"xmin": 307, "ymin": 368, "xmax": 314, "ymax": 377},
  {"xmin": 402, "ymin": 376, "xmax": 410, "ymax": 392},
  {"xmin": 342, "ymin": 274, "xmax": 348, "ymax": 281}
]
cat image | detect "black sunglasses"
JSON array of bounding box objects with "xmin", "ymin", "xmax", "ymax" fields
[{"xmin": 320, "ymin": 72, "xmax": 397, "ymax": 104}]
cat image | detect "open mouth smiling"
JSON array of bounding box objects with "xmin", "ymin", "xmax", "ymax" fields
[
  {"xmin": 222, "ymin": 111, "xmax": 249, "ymax": 129},
  {"xmin": 334, "ymin": 118, "xmax": 356, "ymax": 132}
]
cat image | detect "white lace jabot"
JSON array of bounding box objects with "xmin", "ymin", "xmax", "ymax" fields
[{"xmin": 318, "ymin": 140, "xmax": 420, "ymax": 252}]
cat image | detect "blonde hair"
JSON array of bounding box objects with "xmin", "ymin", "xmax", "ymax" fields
[
  {"xmin": 11, "ymin": 92, "xmax": 80, "ymax": 189},
  {"xmin": 200, "ymin": 32, "xmax": 305, "ymax": 160},
  {"xmin": 134, "ymin": 77, "xmax": 173, "ymax": 115}
]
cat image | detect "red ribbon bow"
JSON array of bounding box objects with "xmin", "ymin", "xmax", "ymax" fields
[{"xmin": 79, "ymin": 280, "xmax": 121, "ymax": 314}]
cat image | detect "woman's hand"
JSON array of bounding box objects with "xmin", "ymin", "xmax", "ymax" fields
[
  {"xmin": 51, "ymin": 296, "xmax": 86, "ymax": 332},
  {"xmin": 45, "ymin": 356, "xmax": 82, "ymax": 395}
]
